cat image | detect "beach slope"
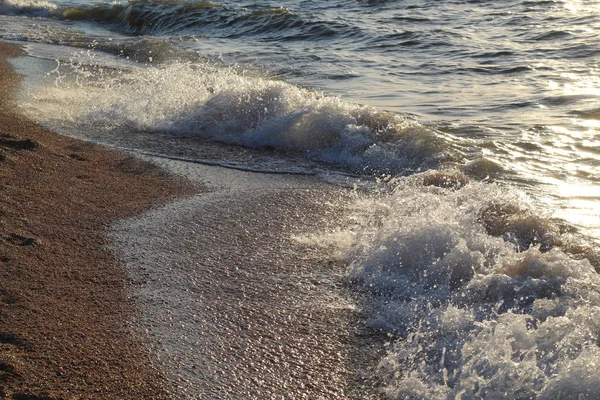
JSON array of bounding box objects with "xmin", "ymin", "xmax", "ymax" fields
[{"xmin": 0, "ymin": 41, "xmax": 193, "ymax": 399}]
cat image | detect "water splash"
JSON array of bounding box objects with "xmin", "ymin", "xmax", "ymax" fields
[
  {"xmin": 303, "ymin": 177, "xmax": 600, "ymax": 399},
  {"xmin": 20, "ymin": 55, "xmax": 459, "ymax": 174}
]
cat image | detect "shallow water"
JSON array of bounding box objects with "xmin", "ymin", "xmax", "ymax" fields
[
  {"xmin": 2, "ymin": 0, "xmax": 600, "ymax": 398},
  {"xmin": 111, "ymin": 161, "xmax": 370, "ymax": 399}
]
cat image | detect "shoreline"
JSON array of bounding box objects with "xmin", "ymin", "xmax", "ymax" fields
[
  {"xmin": 0, "ymin": 41, "xmax": 195, "ymax": 398},
  {"xmin": 0, "ymin": 41, "xmax": 384, "ymax": 399}
]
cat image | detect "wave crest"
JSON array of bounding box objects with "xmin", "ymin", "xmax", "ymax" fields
[
  {"xmin": 22, "ymin": 59, "xmax": 459, "ymax": 174},
  {"xmin": 0, "ymin": 0, "xmax": 359, "ymax": 41}
]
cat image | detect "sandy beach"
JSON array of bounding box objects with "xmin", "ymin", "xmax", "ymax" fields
[
  {"xmin": 0, "ymin": 41, "xmax": 194, "ymax": 398},
  {"xmin": 3, "ymin": 0, "xmax": 600, "ymax": 397},
  {"xmin": 0, "ymin": 41, "xmax": 383, "ymax": 399}
]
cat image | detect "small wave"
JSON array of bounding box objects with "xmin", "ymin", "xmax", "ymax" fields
[
  {"xmin": 531, "ymin": 30, "xmax": 572, "ymax": 41},
  {"xmin": 514, "ymin": 141, "xmax": 543, "ymax": 151},
  {"xmin": 0, "ymin": 0, "xmax": 57, "ymax": 16},
  {"xmin": 472, "ymin": 50, "xmax": 515, "ymax": 58},
  {"xmin": 460, "ymin": 65, "xmax": 532, "ymax": 75},
  {"xmin": 391, "ymin": 16, "xmax": 431, "ymax": 23},
  {"xmin": 461, "ymin": 158, "xmax": 504, "ymax": 180},
  {"xmin": 541, "ymin": 94, "xmax": 595, "ymax": 106},
  {"xmin": 21, "ymin": 57, "xmax": 460, "ymax": 175},
  {"xmin": 0, "ymin": 0, "xmax": 363, "ymax": 42},
  {"xmin": 498, "ymin": 65, "xmax": 533, "ymax": 74},
  {"xmin": 58, "ymin": 0, "xmax": 225, "ymax": 36},
  {"xmin": 224, "ymin": 8, "xmax": 339, "ymax": 41},
  {"xmin": 570, "ymin": 107, "xmax": 600, "ymax": 120},
  {"xmin": 363, "ymin": 30, "xmax": 419, "ymax": 49}
]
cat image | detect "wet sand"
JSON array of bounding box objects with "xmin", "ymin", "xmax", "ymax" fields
[{"xmin": 112, "ymin": 159, "xmax": 384, "ymax": 399}]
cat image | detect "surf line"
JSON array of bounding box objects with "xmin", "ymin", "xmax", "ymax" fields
[{"xmin": 129, "ymin": 149, "xmax": 319, "ymax": 176}]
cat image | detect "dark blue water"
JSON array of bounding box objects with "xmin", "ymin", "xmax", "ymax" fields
[{"xmin": 2, "ymin": 0, "xmax": 600, "ymax": 398}]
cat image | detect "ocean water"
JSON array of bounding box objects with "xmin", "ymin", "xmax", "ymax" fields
[{"xmin": 2, "ymin": 0, "xmax": 600, "ymax": 398}]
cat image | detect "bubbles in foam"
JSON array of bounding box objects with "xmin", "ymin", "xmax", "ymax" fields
[
  {"xmin": 14, "ymin": 40, "xmax": 600, "ymax": 400},
  {"xmin": 305, "ymin": 178, "xmax": 600, "ymax": 399},
  {"xmin": 20, "ymin": 54, "xmax": 458, "ymax": 174}
]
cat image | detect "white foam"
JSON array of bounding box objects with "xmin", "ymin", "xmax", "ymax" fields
[
  {"xmin": 109, "ymin": 159, "xmax": 357, "ymax": 398},
  {"xmin": 17, "ymin": 53, "xmax": 455, "ymax": 173},
  {"xmin": 301, "ymin": 179, "xmax": 600, "ymax": 399}
]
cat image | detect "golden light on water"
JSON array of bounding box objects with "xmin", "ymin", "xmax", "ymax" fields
[
  {"xmin": 578, "ymin": 119, "xmax": 600, "ymax": 129},
  {"xmin": 539, "ymin": 176, "xmax": 600, "ymax": 240},
  {"xmin": 554, "ymin": 180, "xmax": 600, "ymax": 199},
  {"xmin": 563, "ymin": 0, "xmax": 600, "ymax": 13},
  {"xmin": 562, "ymin": 75, "xmax": 600, "ymax": 97},
  {"xmin": 540, "ymin": 111, "xmax": 600, "ymax": 240}
]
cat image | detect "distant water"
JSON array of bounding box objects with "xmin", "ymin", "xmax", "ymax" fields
[{"xmin": 2, "ymin": 0, "xmax": 600, "ymax": 398}]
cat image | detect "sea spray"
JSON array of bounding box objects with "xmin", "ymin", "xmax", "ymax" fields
[
  {"xmin": 20, "ymin": 54, "xmax": 460, "ymax": 174},
  {"xmin": 301, "ymin": 177, "xmax": 600, "ymax": 399}
]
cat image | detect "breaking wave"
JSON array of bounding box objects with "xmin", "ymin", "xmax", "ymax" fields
[
  {"xmin": 21, "ymin": 58, "xmax": 461, "ymax": 174},
  {"xmin": 301, "ymin": 173, "xmax": 600, "ymax": 399}
]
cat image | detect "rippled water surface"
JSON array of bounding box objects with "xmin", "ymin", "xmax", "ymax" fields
[
  {"xmin": 2, "ymin": 0, "xmax": 600, "ymax": 398},
  {"xmin": 2, "ymin": 0, "xmax": 599, "ymax": 238}
]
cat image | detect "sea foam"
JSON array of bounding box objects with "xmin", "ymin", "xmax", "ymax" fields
[
  {"xmin": 21, "ymin": 54, "xmax": 458, "ymax": 174},
  {"xmin": 14, "ymin": 36, "xmax": 600, "ymax": 400},
  {"xmin": 303, "ymin": 178, "xmax": 600, "ymax": 399}
]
